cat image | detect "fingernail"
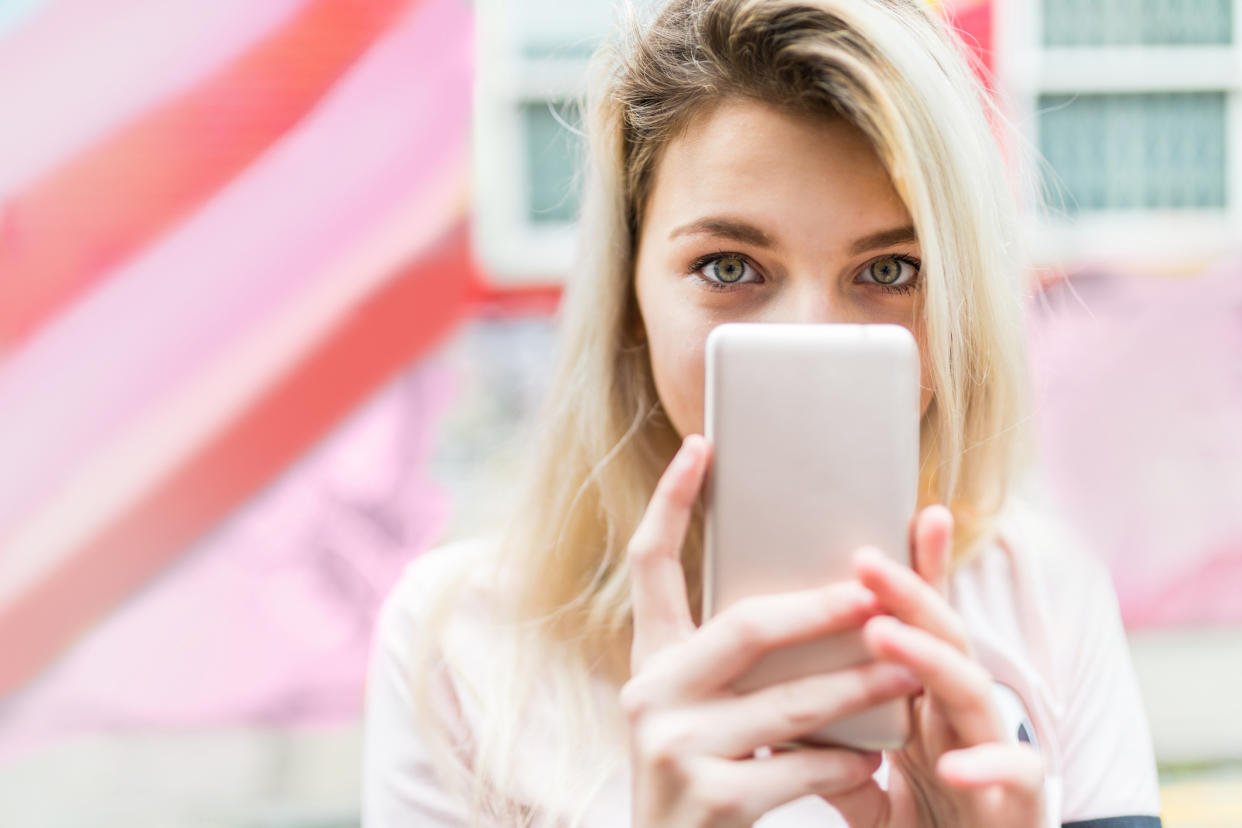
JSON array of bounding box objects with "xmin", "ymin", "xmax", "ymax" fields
[
  {"xmin": 938, "ymin": 751, "xmax": 983, "ymax": 781},
  {"xmin": 865, "ymin": 614, "xmax": 901, "ymax": 635},
  {"xmin": 854, "ymin": 546, "xmax": 885, "ymax": 567},
  {"xmin": 671, "ymin": 437, "xmax": 691, "ymax": 465},
  {"xmin": 875, "ymin": 661, "xmax": 920, "ymax": 689},
  {"xmin": 839, "ymin": 581, "xmax": 872, "ymax": 603},
  {"xmin": 854, "ymin": 589, "xmax": 881, "ymax": 614}
]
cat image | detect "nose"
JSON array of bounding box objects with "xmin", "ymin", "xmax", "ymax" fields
[{"xmin": 770, "ymin": 279, "xmax": 851, "ymax": 325}]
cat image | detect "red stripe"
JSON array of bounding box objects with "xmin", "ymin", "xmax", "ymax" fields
[
  {"xmin": 0, "ymin": 0, "xmax": 416, "ymax": 351},
  {"xmin": 467, "ymin": 279, "xmax": 563, "ymax": 318},
  {"xmin": 947, "ymin": 2, "xmax": 994, "ymax": 84},
  {"xmin": 0, "ymin": 222, "xmax": 475, "ymax": 698}
]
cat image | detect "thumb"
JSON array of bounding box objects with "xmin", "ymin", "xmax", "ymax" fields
[
  {"xmin": 912, "ymin": 505, "xmax": 954, "ymax": 595},
  {"xmin": 628, "ymin": 435, "xmax": 709, "ymax": 670}
]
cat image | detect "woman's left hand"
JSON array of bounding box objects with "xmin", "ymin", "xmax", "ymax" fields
[{"xmin": 823, "ymin": 505, "xmax": 1046, "ymax": 828}]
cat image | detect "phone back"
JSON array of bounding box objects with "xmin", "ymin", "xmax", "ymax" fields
[{"xmin": 703, "ymin": 322, "xmax": 919, "ymax": 750}]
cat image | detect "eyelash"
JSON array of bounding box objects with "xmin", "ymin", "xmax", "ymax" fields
[{"xmin": 688, "ymin": 251, "xmax": 923, "ymax": 295}]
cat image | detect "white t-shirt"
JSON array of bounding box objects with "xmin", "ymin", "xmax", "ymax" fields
[{"xmin": 362, "ymin": 510, "xmax": 1163, "ymax": 827}]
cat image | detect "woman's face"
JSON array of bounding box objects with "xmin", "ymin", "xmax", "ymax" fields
[{"xmin": 633, "ymin": 96, "xmax": 932, "ymax": 438}]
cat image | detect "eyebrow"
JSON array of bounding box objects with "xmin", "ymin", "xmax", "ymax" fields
[
  {"xmin": 669, "ymin": 216, "xmax": 775, "ymax": 248},
  {"xmin": 849, "ymin": 225, "xmax": 918, "ymax": 253},
  {"xmin": 668, "ymin": 215, "xmax": 918, "ymax": 254}
]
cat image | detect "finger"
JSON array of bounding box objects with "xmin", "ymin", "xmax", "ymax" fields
[
  {"xmin": 691, "ymin": 660, "xmax": 921, "ymax": 757},
  {"xmin": 938, "ymin": 744, "xmax": 1045, "ymax": 824},
  {"xmin": 696, "ymin": 746, "xmax": 883, "ymax": 824},
  {"xmin": 821, "ymin": 777, "xmax": 888, "ymax": 827},
  {"xmin": 937, "ymin": 742, "xmax": 1043, "ymax": 793},
  {"xmin": 654, "ymin": 580, "xmax": 881, "ymax": 698},
  {"xmin": 853, "ymin": 545, "xmax": 970, "ymax": 654},
  {"xmin": 628, "ymin": 435, "xmax": 709, "ymax": 668},
  {"xmin": 863, "ymin": 615, "xmax": 1005, "ymax": 745},
  {"xmin": 913, "ymin": 505, "xmax": 953, "ymax": 595}
]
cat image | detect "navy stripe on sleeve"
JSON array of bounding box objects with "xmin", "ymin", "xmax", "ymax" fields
[{"xmin": 1063, "ymin": 818, "xmax": 1162, "ymax": 828}]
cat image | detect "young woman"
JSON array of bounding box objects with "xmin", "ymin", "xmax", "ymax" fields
[{"xmin": 362, "ymin": 1, "xmax": 1163, "ymax": 825}]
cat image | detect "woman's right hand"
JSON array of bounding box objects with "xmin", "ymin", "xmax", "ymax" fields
[{"xmin": 622, "ymin": 434, "xmax": 923, "ymax": 828}]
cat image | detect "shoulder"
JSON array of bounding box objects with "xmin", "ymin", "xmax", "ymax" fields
[
  {"xmin": 362, "ymin": 536, "xmax": 507, "ymax": 827},
  {"xmin": 384, "ymin": 534, "xmax": 500, "ymax": 603},
  {"xmin": 366, "ymin": 533, "xmax": 510, "ymax": 744},
  {"xmin": 952, "ymin": 499, "xmax": 1130, "ymax": 700},
  {"xmin": 374, "ymin": 535, "xmax": 504, "ymax": 644},
  {"xmin": 955, "ymin": 500, "xmax": 1119, "ymax": 639},
  {"xmin": 994, "ymin": 500, "xmax": 1114, "ymax": 595},
  {"xmin": 953, "ymin": 501, "xmax": 1161, "ymax": 821}
]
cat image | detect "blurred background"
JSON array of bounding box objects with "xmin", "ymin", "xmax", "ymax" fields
[{"xmin": 0, "ymin": 0, "xmax": 1239, "ymax": 825}]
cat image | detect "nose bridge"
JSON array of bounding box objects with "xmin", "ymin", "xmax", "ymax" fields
[{"xmin": 784, "ymin": 274, "xmax": 846, "ymax": 325}]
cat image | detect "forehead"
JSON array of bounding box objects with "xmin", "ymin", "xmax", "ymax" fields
[{"xmin": 642, "ymin": 97, "xmax": 911, "ymax": 250}]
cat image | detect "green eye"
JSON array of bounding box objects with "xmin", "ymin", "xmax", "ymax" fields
[
  {"xmin": 870, "ymin": 257, "xmax": 903, "ymax": 284},
  {"xmin": 712, "ymin": 256, "xmax": 747, "ymax": 283}
]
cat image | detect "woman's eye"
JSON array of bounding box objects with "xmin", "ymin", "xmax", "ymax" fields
[
  {"xmin": 697, "ymin": 254, "xmax": 759, "ymax": 286},
  {"xmin": 858, "ymin": 255, "xmax": 920, "ymax": 290}
]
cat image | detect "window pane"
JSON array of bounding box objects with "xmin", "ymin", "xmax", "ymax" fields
[
  {"xmin": 1042, "ymin": 0, "xmax": 1232, "ymax": 46},
  {"xmin": 512, "ymin": 0, "xmax": 650, "ymax": 58},
  {"xmin": 522, "ymin": 101, "xmax": 582, "ymax": 224},
  {"xmin": 1038, "ymin": 92, "xmax": 1227, "ymax": 212}
]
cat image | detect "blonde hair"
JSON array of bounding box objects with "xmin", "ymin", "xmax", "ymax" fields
[{"xmin": 411, "ymin": 0, "xmax": 1031, "ymax": 823}]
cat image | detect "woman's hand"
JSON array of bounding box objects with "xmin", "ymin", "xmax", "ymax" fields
[
  {"xmin": 623, "ymin": 434, "xmax": 922, "ymax": 828},
  {"xmin": 824, "ymin": 506, "xmax": 1047, "ymax": 827}
]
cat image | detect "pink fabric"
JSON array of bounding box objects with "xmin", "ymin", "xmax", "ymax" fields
[
  {"xmin": 1028, "ymin": 259, "xmax": 1242, "ymax": 628},
  {"xmin": 0, "ymin": 0, "xmax": 472, "ymax": 537},
  {"xmin": 0, "ymin": 0, "xmax": 306, "ymax": 195},
  {"xmin": 0, "ymin": 364, "xmax": 454, "ymax": 766}
]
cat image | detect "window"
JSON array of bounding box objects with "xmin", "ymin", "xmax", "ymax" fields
[
  {"xmin": 479, "ymin": 0, "xmax": 1242, "ymax": 278},
  {"xmin": 473, "ymin": 0, "xmax": 622, "ymax": 285},
  {"xmin": 1039, "ymin": 91, "xmax": 1227, "ymax": 212},
  {"xmin": 997, "ymin": 0, "xmax": 1242, "ymax": 265},
  {"xmin": 1042, "ymin": 0, "xmax": 1232, "ymax": 47}
]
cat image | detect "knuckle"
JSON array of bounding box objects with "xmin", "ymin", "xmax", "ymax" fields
[
  {"xmin": 963, "ymin": 660, "xmax": 993, "ymax": 693},
  {"xmin": 843, "ymin": 752, "xmax": 878, "ymax": 786},
  {"xmin": 649, "ymin": 738, "xmax": 684, "ymax": 774},
  {"xmin": 773, "ymin": 681, "xmax": 824, "ymax": 733},
  {"xmin": 694, "ymin": 782, "xmax": 746, "ymax": 824},
  {"xmin": 864, "ymin": 661, "xmax": 916, "ymax": 702},
  {"xmin": 619, "ymin": 678, "xmax": 652, "ymax": 723},
  {"xmin": 945, "ymin": 615, "xmax": 971, "ymax": 649},
  {"xmin": 801, "ymin": 753, "xmax": 856, "ymax": 792},
  {"xmin": 626, "ymin": 531, "xmax": 656, "ymax": 564},
  {"xmin": 724, "ymin": 601, "xmax": 771, "ymax": 650},
  {"xmin": 859, "ymin": 671, "xmax": 897, "ymax": 706},
  {"xmin": 704, "ymin": 798, "xmax": 746, "ymax": 825},
  {"xmin": 636, "ymin": 719, "xmax": 689, "ymax": 775}
]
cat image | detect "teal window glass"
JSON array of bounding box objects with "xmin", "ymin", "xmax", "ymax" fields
[
  {"xmin": 513, "ymin": 0, "xmax": 614, "ymax": 59},
  {"xmin": 521, "ymin": 100, "xmax": 582, "ymax": 224},
  {"xmin": 1038, "ymin": 92, "xmax": 1227, "ymax": 212},
  {"xmin": 1042, "ymin": 0, "xmax": 1232, "ymax": 46},
  {"xmin": 520, "ymin": 38, "xmax": 601, "ymax": 60}
]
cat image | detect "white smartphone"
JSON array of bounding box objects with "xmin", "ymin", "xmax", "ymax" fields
[{"xmin": 702, "ymin": 322, "xmax": 920, "ymax": 751}]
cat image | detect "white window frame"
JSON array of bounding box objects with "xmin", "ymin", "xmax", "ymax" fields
[
  {"xmin": 993, "ymin": 0, "xmax": 1242, "ymax": 269},
  {"xmin": 472, "ymin": 0, "xmax": 606, "ymax": 286}
]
